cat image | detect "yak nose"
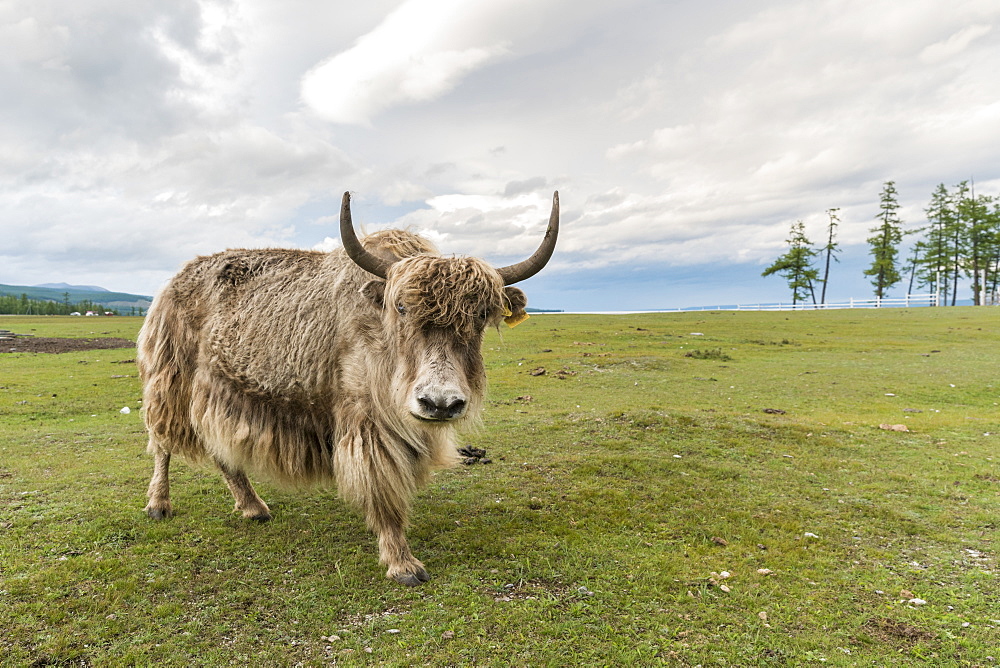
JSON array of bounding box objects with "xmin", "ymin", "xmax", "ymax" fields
[{"xmin": 416, "ymin": 393, "xmax": 467, "ymax": 421}]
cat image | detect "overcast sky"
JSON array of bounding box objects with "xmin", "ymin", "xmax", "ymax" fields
[{"xmin": 2, "ymin": 0, "xmax": 998, "ymax": 310}]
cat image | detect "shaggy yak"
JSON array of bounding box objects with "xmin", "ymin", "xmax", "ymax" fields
[{"xmin": 137, "ymin": 191, "xmax": 558, "ymax": 585}]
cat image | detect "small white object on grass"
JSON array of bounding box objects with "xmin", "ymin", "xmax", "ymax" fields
[{"xmin": 120, "ymin": 407, "xmax": 131, "ymax": 414}]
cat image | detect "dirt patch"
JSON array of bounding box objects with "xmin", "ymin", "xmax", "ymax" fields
[
  {"xmin": 0, "ymin": 337, "xmax": 136, "ymax": 354},
  {"xmin": 861, "ymin": 617, "xmax": 934, "ymax": 645}
]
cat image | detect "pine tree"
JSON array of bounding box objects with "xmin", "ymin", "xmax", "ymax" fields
[
  {"xmin": 762, "ymin": 220, "xmax": 819, "ymax": 305},
  {"xmin": 957, "ymin": 184, "xmax": 996, "ymax": 304},
  {"xmin": 916, "ymin": 183, "xmax": 956, "ymax": 303},
  {"xmin": 947, "ymin": 181, "xmax": 971, "ymax": 305},
  {"xmin": 864, "ymin": 181, "xmax": 904, "ymax": 300},
  {"xmin": 818, "ymin": 208, "xmax": 841, "ymax": 304},
  {"xmin": 988, "ymin": 200, "xmax": 1000, "ymax": 301}
]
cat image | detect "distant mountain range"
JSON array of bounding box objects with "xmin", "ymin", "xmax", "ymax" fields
[
  {"xmin": 1, "ymin": 282, "xmax": 561, "ymax": 314},
  {"xmin": 0, "ymin": 283, "xmax": 153, "ymax": 310},
  {"xmin": 34, "ymin": 282, "xmax": 110, "ymax": 292}
]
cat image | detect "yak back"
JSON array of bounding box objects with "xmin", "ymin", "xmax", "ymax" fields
[
  {"xmin": 180, "ymin": 230, "xmax": 436, "ymax": 401},
  {"xmin": 138, "ymin": 230, "xmax": 440, "ymax": 482}
]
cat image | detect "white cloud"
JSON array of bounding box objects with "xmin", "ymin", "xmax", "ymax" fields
[
  {"xmin": 920, "ymin": 23, "xmax": 993, "ymax": 63},
  {"xmin": 300, "ymin": 0, "xmax": 514, "ymax": 125}
]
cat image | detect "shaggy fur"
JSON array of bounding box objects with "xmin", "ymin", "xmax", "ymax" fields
[{"xmin": 137, "ymin": 229, "xmax": 529, "ymax": 585}]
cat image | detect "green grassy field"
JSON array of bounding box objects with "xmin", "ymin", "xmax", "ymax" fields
[{"xmin": 0, "ymin": 310, "xmax": 997, "ymax": 666}]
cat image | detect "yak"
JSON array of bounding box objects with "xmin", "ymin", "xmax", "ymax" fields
[{"xmin": 137, "ymin": 191, "xmax": 558, "ymax": 585}]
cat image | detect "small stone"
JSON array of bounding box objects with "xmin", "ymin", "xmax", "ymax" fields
[
  {"xmin": 441, "ymin": 631, "xmax": 455, "ymax": 640},
  {"xmin": 719, "ymin": 584, "xmax": 731, "ymax": 593},
  {"xmin": 900, "ymin": 589, "xmax": 914, "ymax": 599},
  {"xmin": 758, "ymin": 611, "xmax": 768, "ymax": 621},
  {"xmin": 909, "ymin": 598, "xmax": 927, "ymax": 605},
  {"xmin": 120, "ymin": 406, "xmax": 131, "ymax": 414},
  {"xmin": 711, "ymin": 536, "xmax": 728, "ymax": 546},
  {"xmin": 756, "ymin": 568, "xmax": 773, "ymax": 576},
  {"xmin": 804, "ymin": 532, "xmax": 819, "ymax": 539},
  {"xmin": 879, "ymin": 423, "xmax": 909, "ymax": 432}
]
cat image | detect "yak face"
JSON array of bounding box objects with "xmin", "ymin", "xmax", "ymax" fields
[
  {"xmin": 363, "ymin": 255, "xmax": 527, "ymax": 424},
  {"xmin": 341, "ymin": 190, "xmax": 554, "ymax": 427}
]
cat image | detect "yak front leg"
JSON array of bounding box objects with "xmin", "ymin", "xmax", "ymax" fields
[
  {"xmin": 144, "ymin": 444, "xmax": 173, "ymax": 519},
  {"xmin": 215, "ymin": 458, "xmax": 272, "ymax": 521},
  {"xmin": 336, "ymin": 432, "xmax": 429, "ymax": 586},
  {"xmin": 368, "ymin": 500, "xmax": 429, "ymax": 587}
]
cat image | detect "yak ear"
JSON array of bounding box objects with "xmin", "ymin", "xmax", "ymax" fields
[
  {"xmin": 360, "ymin": 279, "xmax": 386, "ymax": 307},
  {"xmin": 502, "ymin": 286, "xmax": 529, "ymax": 327}
]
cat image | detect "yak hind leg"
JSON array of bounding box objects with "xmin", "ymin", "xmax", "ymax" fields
[
  {"xmin": 215, "ymin": 458, "xmax": 272, "ymax": 521},
  {"xmin": 144, "ymin": 444, "xmax": 173, "ymax": 519}
]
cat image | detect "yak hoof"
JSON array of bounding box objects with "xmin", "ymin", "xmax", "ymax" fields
[
  {"xmin": 238, "ymin": 507, "xmax": 272, "ymax": 522},
  {"xmin": 145, "ymin": 505, "xmax": 172, "ymax": 520},
  {"xmin": 390, "ymin": 567, "xmax": 431, "ymax": 587},
  {"xmin": 235, "ymin": 501, "xmax": 271, "ymax": 522}
]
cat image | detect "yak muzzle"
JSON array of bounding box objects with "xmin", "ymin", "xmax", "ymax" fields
[{"xmin": 412, "ymin": 391, "xmax": 468, "ymax": 422}]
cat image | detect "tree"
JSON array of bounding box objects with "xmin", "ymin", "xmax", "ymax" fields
[
  {"xmin": 988, "ymin": 200, "xmax": 1000, "ymax": 301},
  {"xmin": 864, "ymin": 181, "xmax": 904, "ymax": 299},
  {"xmin": 762, "ymin": 220, "xmax": 819, "ymax": 305},
  {"xmin": 947, "ymin": 181, "xmax": 970, "ymax": 305},
  {"xmin": 915, "ymin": 183, "xmax": 956, "ymax": 303},
  {"xmin": 956, "ymin": 184, "xmax": 997, "ymax": 305},
  {"xmin": 818, "ymin": 208, "xmax": 841, "ymax": 304}
]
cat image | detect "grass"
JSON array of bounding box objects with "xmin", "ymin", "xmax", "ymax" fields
[{"xmin": 0, "ymin": 310, "xmax": 997, "ymax": 666}]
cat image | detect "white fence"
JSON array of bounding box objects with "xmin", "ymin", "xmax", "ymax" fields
[{"xmin": 727, "ymin": 293, "xmax": 940, "ymax": 311}]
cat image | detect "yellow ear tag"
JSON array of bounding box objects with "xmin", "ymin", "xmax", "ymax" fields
[{"xmin": 503, "ymin": 308, "xmax": 530, "ymax": 328}]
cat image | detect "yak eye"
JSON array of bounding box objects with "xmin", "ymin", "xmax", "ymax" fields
[
  {"xmin": 477, "ymin": 308, "xmax": 489, "ymax": 320},
  {"xmin": 396, "ymin": 303, "xmax": 407, "ymax": 315}
]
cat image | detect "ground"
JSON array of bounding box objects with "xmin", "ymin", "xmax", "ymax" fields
[{"xmin": 0, "ymin": 336, "xmax": 135, "ymax": 354}]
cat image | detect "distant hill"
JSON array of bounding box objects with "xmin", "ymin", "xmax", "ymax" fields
[
  {"xmin": 0, "ymin": 283, "xmax": 153, "ymax": 310},
  {"xmin": 34, "ymin": 282, "xmax": 110, "ymax": 292}
]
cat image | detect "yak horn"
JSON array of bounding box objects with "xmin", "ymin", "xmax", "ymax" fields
[
  {"xmin": 496, "ymin": 191, "xmax": 559, "ymax": 286},
  {"xmin": 340, "ymin": 191, "xmax": 395, "ymax": 279}
]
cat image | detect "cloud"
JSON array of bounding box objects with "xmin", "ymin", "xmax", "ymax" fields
[
  {"xmin": 300, "ymin": 0, "xmax": 513, "ymax": 125},
  {"xmin": 503, "ymin": 177, "xmax": 548, "ymax": 198},
  {"xmin": 920, "ymin": 24, "xmax": 993, "ymax": 63}
]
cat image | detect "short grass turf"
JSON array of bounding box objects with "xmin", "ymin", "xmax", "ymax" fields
[{"xmin": 0, "ymin": 310, "xmax": 997, "ymax": 666}]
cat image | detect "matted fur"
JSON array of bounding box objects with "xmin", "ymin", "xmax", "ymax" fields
[
  {"xmin": 137, "ymin": 228, "xmax": 530, "ymax": 585},
  {"xmin": 386, "ymin": 255, "xmax": 506, "ymax": 342}
]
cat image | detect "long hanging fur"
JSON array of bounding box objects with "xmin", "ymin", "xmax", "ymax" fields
[{"xmin": 136, "ymin": 228, "xmax": 528, "ymax": 583}]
